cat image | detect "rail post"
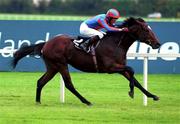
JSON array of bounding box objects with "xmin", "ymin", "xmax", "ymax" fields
[
  {"xmin": 143, "ymin": 56, "xmax": 148, "ymax": 106},
  {"xmin": 60, "ymin": 76, "xmax": 65, "ymax": 103}
]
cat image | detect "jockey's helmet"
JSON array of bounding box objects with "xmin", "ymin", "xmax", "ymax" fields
[{"xmin": 106, "ymin": 9, "xmax": 120, "ymax": 19}]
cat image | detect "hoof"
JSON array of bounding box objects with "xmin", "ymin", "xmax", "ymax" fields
[
  {"xmin": 36, "ymin": 102, "xmax": 41, "ymax": 105},
  {"xmin": 86, "ymin": 102, "xmax": 93, "ymax": 106},
  {"xmin": 128, "ymin": 91, "xmax": 134, "ymax": 99},
  {"xmin": 153, "ymin": 96, "xmax": 160, "ymax": 101},
  {"xmin": 83, "ymin": 100, "xmax": 92, "ymax": 106}
]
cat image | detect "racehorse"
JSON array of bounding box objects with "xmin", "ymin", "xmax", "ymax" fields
[{"xmin": 12, "ymin": 17, "xmax": 161, "ymax": 106}]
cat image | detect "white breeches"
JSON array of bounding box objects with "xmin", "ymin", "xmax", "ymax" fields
[{"xmin": 79, "ymin": 22, "xmax": 104, "ymax": 39}]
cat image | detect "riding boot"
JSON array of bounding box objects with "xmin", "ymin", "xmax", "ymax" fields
[
  {"xmin": 79, "ymin": 39, "xmax": 90, "ymax": 51},
  {"xmin": 80, "ymin": 35, "xmax": 100, "ymax": 52}
]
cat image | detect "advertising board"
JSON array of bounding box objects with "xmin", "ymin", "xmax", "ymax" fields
[{"xmin": 0, "ymin": 21, "xmax": 179, "ymax": 73}]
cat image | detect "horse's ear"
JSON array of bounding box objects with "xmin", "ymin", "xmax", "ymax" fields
[
  {"xmin": 127, "ymin": 17, "xmax": 136, "ymax": 22},
  {"xmin": 121, "ymin": 17, "xmax": 138, "ymax": 27},
  {"xmin": 126, "ymin": 17, "xmax": 137, "ymax": 26},
  {"xmin": 137, "ymin": 18, "xmax": 145, "ymax": 23}
]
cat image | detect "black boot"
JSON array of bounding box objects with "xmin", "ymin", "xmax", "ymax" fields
[
  {"xmin": 79, "ymin": 35, "xmax": 100, "ymax": 52},
  {"xmin": 79, "ymin": 39, "xmax": 90, "ymax": 52}
]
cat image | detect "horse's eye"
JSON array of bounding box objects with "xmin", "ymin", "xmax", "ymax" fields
[{"xmin": 143, "ymin": 25, "xmax": 151, "ymax": 33}]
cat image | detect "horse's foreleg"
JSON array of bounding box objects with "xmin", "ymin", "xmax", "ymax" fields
[
  {"xmin": 121, "ymin": 66, "xmax": 159, "ymax": 101},
  {"xmin": 133, "ymin": 77, "xmax": 159, "ymax": 101},
  {"xmin": 121, "ymin": 66, "xmax": 135, "ymax": 98},
  {"xmin": 36, "ymin": 70, "xmax": 57, "ymax": 104},
  {"xmin": 110, "ymin": 64, "xmax": 159, "ymax": 101},
  {"xmin": 110, "ymin": 65, "xmax": 135, "ymax": 98},
  {"xmin": 59, "ymin": 65, "xmax": 92, "ymax": 106}
]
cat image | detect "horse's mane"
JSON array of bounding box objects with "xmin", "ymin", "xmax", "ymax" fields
[
  {"xmin": 106, "ymin": 17, "xmax": 145, "ymax": 35},
  {"xmin": 120, "ymin": 17, "xmax": 145, "ymax": 27}
]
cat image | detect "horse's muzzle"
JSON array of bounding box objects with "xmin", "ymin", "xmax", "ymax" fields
[{"xmin": 152, "ymin": 43, "xmax": 161, "ymax": 49}]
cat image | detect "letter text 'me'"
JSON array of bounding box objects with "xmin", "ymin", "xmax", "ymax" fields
[{"xmin": 160, "ymin": 42, "xmax": 179, "ymax": 61}]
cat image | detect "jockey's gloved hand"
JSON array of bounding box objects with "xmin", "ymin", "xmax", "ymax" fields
[
  {"xmin": 119, "ymin": 27, "xmax": 129, "ymax": 32},
  {"xmin": 122, "ymin": 27, "xmax": 129, "ymax": 32}
]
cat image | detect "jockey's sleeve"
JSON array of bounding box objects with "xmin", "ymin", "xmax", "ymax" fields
[{"xmin": 97, "ymin": 18, "xmax": 120, "ymax": 32}]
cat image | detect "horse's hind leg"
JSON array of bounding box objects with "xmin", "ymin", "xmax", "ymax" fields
[
  {"xmin": 36, "ymin": 69, "xmax": 57, "ymax": 104},
  {"xmin": 58, "ymin": 64, "xmax": 92, "ymax": 106}
]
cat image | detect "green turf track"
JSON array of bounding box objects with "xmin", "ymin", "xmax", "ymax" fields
[
  {"xmin": 0, "ymin": 13, "xmax": 180, "ymax": 22},
  {"xmin": 0, "ymin": 72, "xmax": 179, "ymax": 124}
]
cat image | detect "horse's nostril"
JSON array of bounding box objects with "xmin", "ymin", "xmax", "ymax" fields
[
  {"xmin": 154, "ymin": 43, "xmax": 161, "ymax": 49},
  {"xmin": 156, "ymin": 43, "xmax": 161, "ymax": 48},
  {"xmin": 152, "ymin": 43, "xmax": 161, "ymax": 49}
]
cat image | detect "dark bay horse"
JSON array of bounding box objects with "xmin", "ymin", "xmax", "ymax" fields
[{"xmin": 12, "ymin": 17, "xmax": 161, "ymax": 106}]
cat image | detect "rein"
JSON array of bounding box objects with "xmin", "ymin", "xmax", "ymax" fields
[
  {"xmin": 128, "ymin": 33, "xmax": 137, "ymax": 41},
  {"xmin": 117, "ymin": 33, "xmax": 125, "ymax": 47},
  {"xmin": 113, "ymin": 32, "xmax": 137, "ymax": 58},
  {"xmin": 113, "ymin": 33, "xmax": 125, "ymax": 58}
]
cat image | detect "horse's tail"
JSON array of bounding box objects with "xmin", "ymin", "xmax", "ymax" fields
[{"xmin": 12, "ymin": 42, "xmax": 45, "ymax": 68}]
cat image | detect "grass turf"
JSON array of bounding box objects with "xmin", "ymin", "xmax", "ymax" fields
[{"xmin": 0, "ymin": 72, "xmax": 179, "ymax": 124}]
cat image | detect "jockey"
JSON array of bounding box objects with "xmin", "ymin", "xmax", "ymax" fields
[{"xmin": 78, "ymin": 8, "xmax": 129, "ymax": 52}]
